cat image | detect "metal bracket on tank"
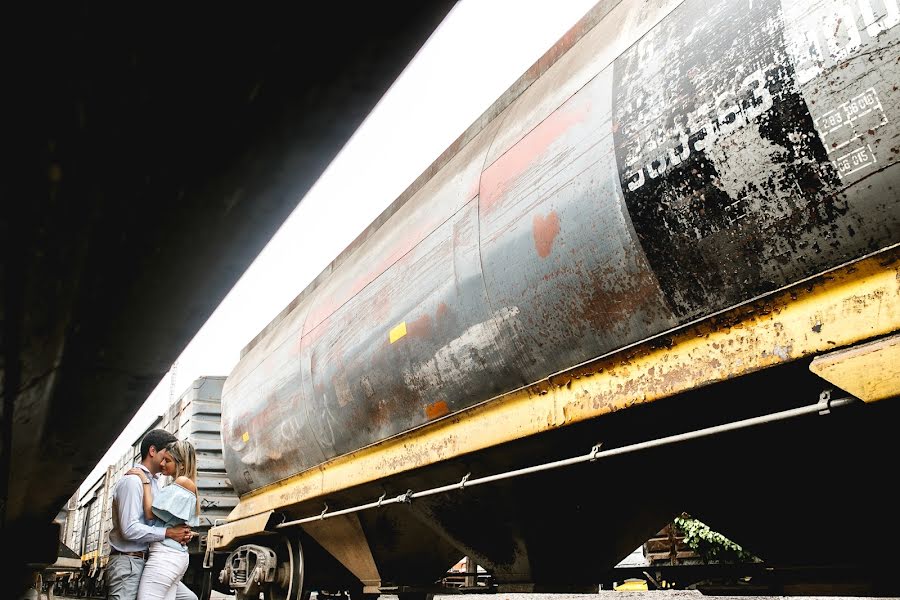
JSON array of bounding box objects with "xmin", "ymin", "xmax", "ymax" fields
[
  {"xmin": 458, "ymin": 472, "xmax": 471, "ymax": 490},
  {"xmin": 397, "ymin": 489, "xmax": 414, "ymax": 504},
  {"xmin": 589, "ymin": 443, "xmax": 603, "ymax": 461},
  {"xmin": 818, "ymin": 389, "xmax": 834, "ymax": 415},
  {"xmin": 319, "ymin": 504, "xmax": 329, "ymax": 520},
  {"xmin": 377, "ymin": 492, "xmax": 386, "ymax": 508}
]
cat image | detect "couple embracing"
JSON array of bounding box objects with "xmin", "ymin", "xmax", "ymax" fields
[{"xmin": 107, "ymin": 429, "xmax": 201, "ymax": 600}]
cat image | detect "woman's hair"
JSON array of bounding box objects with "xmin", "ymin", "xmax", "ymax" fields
[{"xmin": 166, "ymin": 439, "xmax": 200, "ymax": 513}]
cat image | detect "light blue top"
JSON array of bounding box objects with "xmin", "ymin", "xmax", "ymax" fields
[{"xmin": 152, "ymin": 482, "xmax": 199, "ymax": 552}]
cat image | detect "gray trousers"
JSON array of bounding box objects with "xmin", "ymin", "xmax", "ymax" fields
[{"xmin": 106, "ymin": 554, "xmax": 197, "ymax": 600}]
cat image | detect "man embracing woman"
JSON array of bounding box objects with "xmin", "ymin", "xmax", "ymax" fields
[{"xmin": 107, "ymin": 429, "xmax": 200, "ymax": 600}]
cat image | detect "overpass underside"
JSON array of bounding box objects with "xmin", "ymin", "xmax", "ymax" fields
[{"xmin": 1, "ymin": 1, "xmax": 457, "ymax": 583}]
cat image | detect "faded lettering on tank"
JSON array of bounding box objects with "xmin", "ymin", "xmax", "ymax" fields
[
  {"xmin": 834, "ymin": 144, "xmax": 876, "ymax": 176},
  {"xmin": 814, "ymin": 88, "xmax": 888, "ymax": 177},
  {"xmin": 612, "ymin": 0, "xmax": 860, "ymax": 316},
  {"xmin": 783, "ymin": 0, "xmax": 899, "ymax": 179},
  {"xmin": 784, "ymin": 0, "xmax": 900, "ymax": 85},
  {"xmin": 623, "ymin": 66, "xmax": 777, "ymax": 192},
  {"xmin": 279, "ymin": 416, "xmax": 303, "ymax": 442}
]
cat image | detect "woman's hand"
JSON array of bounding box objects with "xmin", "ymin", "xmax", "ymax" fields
[
  {"xmin": 127, "ymin": 468, "xmax": 155, "ymax": 520},
  {"xmin": 126, "ymin": 467, "xmax": 150, "ymax": 485}
]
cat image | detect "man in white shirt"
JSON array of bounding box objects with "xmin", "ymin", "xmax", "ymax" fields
[{"xmin": 107, "ymin": 429, "xmax": 196, "ymax": 600}]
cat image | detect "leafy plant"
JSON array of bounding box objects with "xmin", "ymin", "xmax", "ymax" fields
[{"xmin": 673, "ymin": 514, "xmax": 759, "ymax": 564}]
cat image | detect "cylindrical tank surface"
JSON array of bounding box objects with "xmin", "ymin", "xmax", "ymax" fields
[{"xmin": 222, "ymin": 0, "xmax": 900, "ymax": 495}]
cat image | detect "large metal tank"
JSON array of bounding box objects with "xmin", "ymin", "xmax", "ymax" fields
[
  {"xmin": 210, "ymin": 0, "xmax": 900, "ymax": 594},
  {"xmin": 222, "ymin": 0, "xmax": 900, "ymax": 495}
]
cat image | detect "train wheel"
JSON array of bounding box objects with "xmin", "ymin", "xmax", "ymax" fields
[
  {"xmin": 196, "ymin": 569, "xmax": 213, "ymax": 600},
  {"xmin": 263, "ymin": 535, "xmax": 306, "ymax": 600}
]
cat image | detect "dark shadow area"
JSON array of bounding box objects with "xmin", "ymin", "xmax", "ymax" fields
[{"xmin": 2, "ymin": 2, "xmax": 457, "ymax": 585}]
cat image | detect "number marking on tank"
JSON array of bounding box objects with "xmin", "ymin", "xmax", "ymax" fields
[{"xmin": 814, "ymin": 88, "xmax": 888, "ymax": 178}]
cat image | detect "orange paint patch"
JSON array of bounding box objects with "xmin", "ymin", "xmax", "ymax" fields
[
  {"xmin": 532, "ymin": 211, "xmax": 560, "ymax": 258},
  {"xmin": 407, "ymin": 313, "xmax": 433, "ymax": 338},
  {"xmin": 435, "ymin": 302, "xmax": 449, "ymax": 322},
  {"xmin": 480, "ymin": 103, "xmax": 588, "ymax": 214},
  {"xmin": 424, "ymin": 400, "xmax": 450, "ymax": 420}
]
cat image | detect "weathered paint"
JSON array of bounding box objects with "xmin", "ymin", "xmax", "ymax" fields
[
  {"xmin": 220, "ymin": 0, "xmax": 899, "ymax": 507},
  {"xmin": 532, "ymin": 211, "xmax": 560, "ymax": 258},
  {"xmin": 809, "ymin": 333, "xmax": 900, "ymax": 401},
  {"xmin": 478, "ymin": 67, "xmax": 679, "ymax": 386},
  {"xmin": 480, "ymin": 103, "xmax": 590, "ymax": 215},
  {"xmin": 613, "ymin": 0, "xmax": 900, "ymax": 319},
  {"xmin": 210, "ymin": 248, "xmax": 900, "ymax": 534}
]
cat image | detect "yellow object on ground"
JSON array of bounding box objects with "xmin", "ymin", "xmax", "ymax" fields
[{"xmin": 615, "ymin": 578, "xmax": 649, "ymax": 591}]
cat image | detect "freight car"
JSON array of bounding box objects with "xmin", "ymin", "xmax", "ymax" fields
[
  {"xmin": 204, "ymin": 0, "xmax": 900, "ymax": 596},
  {"xmin": 57, "ymin": 377, "xmax": 236, "ymax": 598}
]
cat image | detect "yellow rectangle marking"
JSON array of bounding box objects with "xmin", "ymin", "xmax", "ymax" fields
[
  {"xmin": 242, "ymin": 432, "xmax": 250, "ymax": 442},
  {"xmin": 389, "ymin": 322, "xmax": 407, "ymax": 344}
]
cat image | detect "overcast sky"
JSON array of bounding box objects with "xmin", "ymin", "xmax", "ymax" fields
[{"xmin": 80, "ymin": 0, "xmax": 599, "ymax": 492}]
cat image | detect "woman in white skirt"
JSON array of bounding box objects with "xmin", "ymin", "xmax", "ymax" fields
[{"xmin": 128, "ymin": 439, "xmax": 200, "ymax": 600}]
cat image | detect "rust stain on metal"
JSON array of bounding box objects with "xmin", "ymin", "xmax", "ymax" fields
[
  {"xmin": 406, "ymin": 313, "xmax": 433, "ymax": 338},
  {"xmin": 424, "ymin": 400, "xmax": 450, "ymax": 420},
  {"xmin": 435, "ymin": 302, "xmax": 450, "ymax": 322},
  {"xmin": 532, "ymin": 211, "xmax": 560, "ymax": 258},
  {"xmin": 548, "ymin": 372, "xmax": 573, "ymax": 389},
  {"xmin": 304, "ymin": 220, "xmax": 439, "ymax": 334},
  {"xmin": 333, "ymin": 373, "xmax": 353, "ymax": 407},
  {"xmin": 575, "ymin": 262, "xmax": 669, "ymax": 334}
]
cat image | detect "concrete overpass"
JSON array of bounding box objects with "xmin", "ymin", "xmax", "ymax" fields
[{"xmin": 2, "ymin": 2, "xmax": 457, "ymax": 586}]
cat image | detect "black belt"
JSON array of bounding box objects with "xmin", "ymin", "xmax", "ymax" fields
[{"xmin": 110, "ymin": 549, "xmax": 147, "ymax": 560}]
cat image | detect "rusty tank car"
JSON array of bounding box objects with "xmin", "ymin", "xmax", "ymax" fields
[{"xmin": 208, "ymin": 0, "xmax": 900, "ymax": 596}]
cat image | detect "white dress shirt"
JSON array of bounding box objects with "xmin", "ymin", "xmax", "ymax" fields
[{"xmin": 108, "ymin": 463, "xmax": 166, "ymax": 552}]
